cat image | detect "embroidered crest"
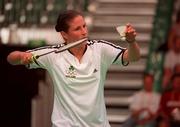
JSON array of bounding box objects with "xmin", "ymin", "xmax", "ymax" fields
[{"xmin": 65, "ymin": 65, "xmax": 77, "ymax": 78}]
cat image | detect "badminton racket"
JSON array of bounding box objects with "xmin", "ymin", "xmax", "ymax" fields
[{"xmin": 31, "ymin": 38, "xmax": 87, "ymax": 59}]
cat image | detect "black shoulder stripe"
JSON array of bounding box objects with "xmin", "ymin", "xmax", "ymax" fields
[
  {"xmin": 98, "ymin": 40, "xmax": 126, "ymax": 50},
  {"xmin": 113, "ymin": 49, "xmax": 129, "ymax": 66},
  {"xmin": 87, "ymin": 40, "xmax": 126, "ymax": 50},
  {"xmin": 26, "ymin": 43, "xmax": 65, "ymax": 53},
  {"xmin": 121, "ymin": 49, "xmax": 129, "ymax": 66},
  {"xmin": 113, "ymin": 50, "xmax": 123, "ymax": 63}
]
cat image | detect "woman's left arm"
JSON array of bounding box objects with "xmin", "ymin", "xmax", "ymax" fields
[{"xmin": 123, "ymin": 24, "xmax": 140, "ymax": 62}]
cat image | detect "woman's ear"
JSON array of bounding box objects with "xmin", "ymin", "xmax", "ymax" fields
[
  {"xmin": 61, "ymin": 31, "xmax": 68, "ymax": 41},
  {"xmin": 58, "ymin": 32, "xmax": 65, "ymax": 43}
]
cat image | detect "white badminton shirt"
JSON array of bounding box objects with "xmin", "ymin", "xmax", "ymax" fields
[{"xmin": 28, "ymin": 40, "xmax": 126, "ymax": 127}]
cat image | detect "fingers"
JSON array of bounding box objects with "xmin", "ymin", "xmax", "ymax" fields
[
  {"xmin": 125, "ymin": 23, "xmax": 137, "ymax": 42},
  {"xmin": 21, "ymin": 53, "xmax": 33, "ymax": 65},
  {"xmin": 125, "ymin": 23, "xmax": 136, "ymax": 34}
]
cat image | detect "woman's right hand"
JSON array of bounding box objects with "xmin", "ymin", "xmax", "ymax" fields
[
  {"xmin": 20, "ymin": 52, "xmax": 33, "ymax": 65},
  {"xmin": 7, "ymin": 51, "xmax": 33, "ymax": 65}
]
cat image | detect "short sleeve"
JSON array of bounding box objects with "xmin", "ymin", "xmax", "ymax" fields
[{"xmin": 98, "ymin": 40, "xmax": 127, "ymax": 67}]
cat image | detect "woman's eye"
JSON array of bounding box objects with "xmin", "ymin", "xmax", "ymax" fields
[{"xmin": 74, "ymin": 27, "xmax": 80, "ymax": 31}]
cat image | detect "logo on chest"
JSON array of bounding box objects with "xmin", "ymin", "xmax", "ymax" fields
[{"xmin": 65, "ymin": 65, "xmax": 77, "ymax": 78}]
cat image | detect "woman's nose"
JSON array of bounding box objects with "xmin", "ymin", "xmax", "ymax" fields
[{"xmin": 81, "ymin": 27, "xmax": 87, "ymax": 35}]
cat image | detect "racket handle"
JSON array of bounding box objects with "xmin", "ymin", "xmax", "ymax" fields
[{"xmin": 31, "ymin": 54, "xmax": 39, "ymax": 62}]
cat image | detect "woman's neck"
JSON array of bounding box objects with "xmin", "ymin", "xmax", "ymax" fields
[{"xmin": 69, "ymin": 43, "xmax": 87, "ymax": 61}]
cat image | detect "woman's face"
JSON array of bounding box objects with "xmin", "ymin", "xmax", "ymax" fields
[{"xmin": 61, "ymin": 15, "xmax": 88, "ymax": 43}]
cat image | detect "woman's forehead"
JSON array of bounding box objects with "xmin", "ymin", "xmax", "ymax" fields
[
  {"xmin": 69, "ymin": 16, "xmax": 84, "ymax": 25},
  {"xmin": 66, "ymin": 16, "xmax": 85, "ymax": 31}
]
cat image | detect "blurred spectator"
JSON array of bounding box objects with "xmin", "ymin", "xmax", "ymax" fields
[
  {"xmin": 122, "ymin": 73, "xmax": 161, "ymax": 127},
  {"xmin": 159, "ymin": 74, "xmax": 180, "ymax": 127},
  {"xmin": 67, "ymin": 0, "xmax": 85, "ymax": 11},
  {"xmin": 164, "ymin": 64, "xmax": 180, "ymax": 91},
  {"xmin": 174, "ymin": 64, "xmax": 180, "ymax": 74},
  {"xmin": 66, "ymin": 0, "xmax": 94, "ymax": 12},
  {"xmin": 167, "ymin": 10, "xmax": 180, "ymax": 50},
  {"xmin": 156, "ymin": 116, "xmax": 170, "ymax": 127},
  {"xmin": 162, "ymin": 36, "xmax": 180, "ymax": 89}
]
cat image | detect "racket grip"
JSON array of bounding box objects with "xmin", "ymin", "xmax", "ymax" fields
[{"xmin": 31, "ymin": 54, "xmax": 39, "ymax": 62}]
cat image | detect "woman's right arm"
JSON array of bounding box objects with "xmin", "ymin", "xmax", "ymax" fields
[{"xmin": 7, "ymin": 51, "xmax": 33, "ymax": 65}]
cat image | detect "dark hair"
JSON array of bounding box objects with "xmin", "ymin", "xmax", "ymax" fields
[{"xmin": 55, "ymin": 10, "xmax": 83, "ymax": 32}]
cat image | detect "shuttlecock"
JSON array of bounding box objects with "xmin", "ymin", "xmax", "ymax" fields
[{"xmin": 116, "ymin": 26, "xmax": 126, "ymax": 41}]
